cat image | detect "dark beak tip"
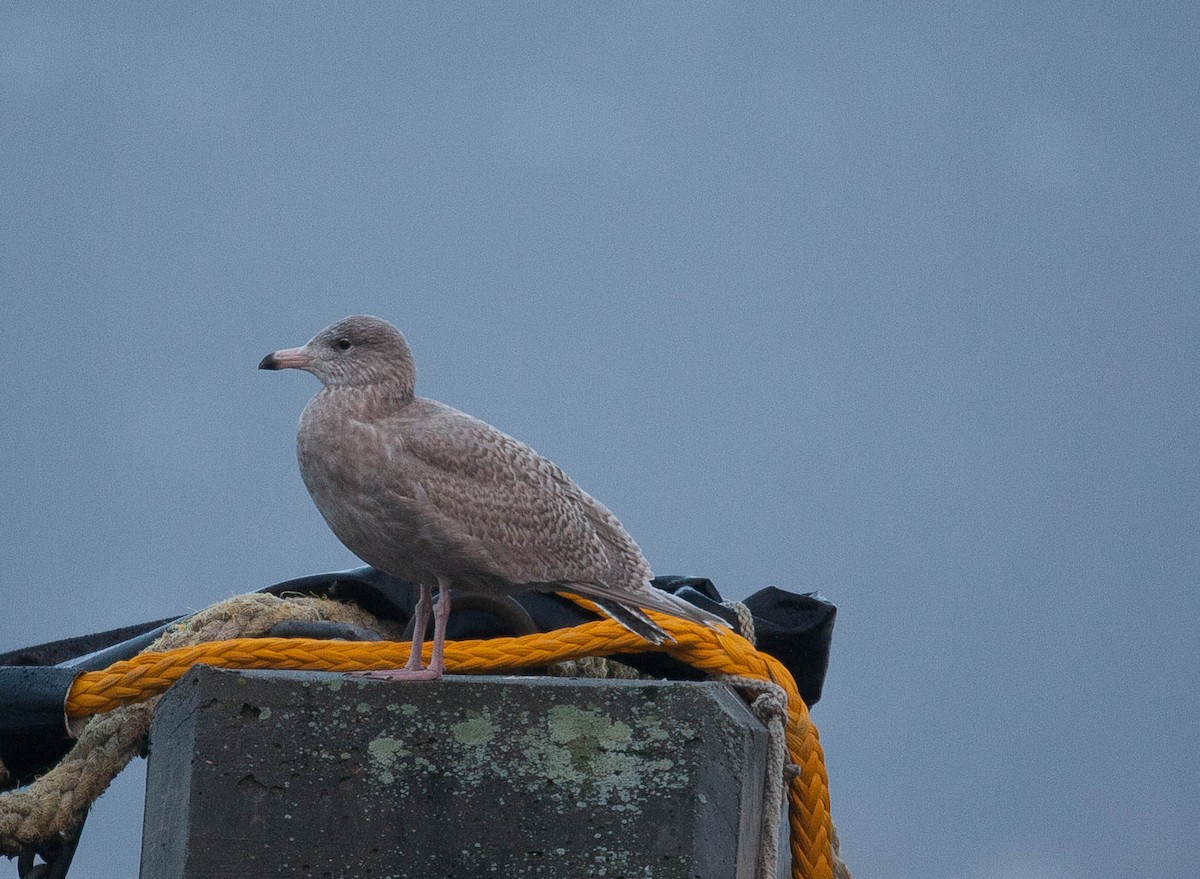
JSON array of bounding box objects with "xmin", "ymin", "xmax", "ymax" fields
[{"xmin": 258, "ymin": 353, "xmax": 280, "ymax": 370}]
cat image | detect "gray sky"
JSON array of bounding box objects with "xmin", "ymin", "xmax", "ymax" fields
[{"xmin": 2, "ymin": 5, "xmax": 1197, "ymax": 878}]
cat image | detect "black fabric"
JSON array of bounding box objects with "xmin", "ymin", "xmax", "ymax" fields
[
  {"xmin": 0, "ymin": 620, "xmax": 176, "ymax": 669},
  {"xmin": 742, "ymin": 587, "xmax": 836, "ymax": 708},
  {"xmin": 0, "ymin": 567, "xmax": 836, "ymax": 789},
  {"xmin": 0, "ymin": 667, "xmax": 80, "ymax": 789}
]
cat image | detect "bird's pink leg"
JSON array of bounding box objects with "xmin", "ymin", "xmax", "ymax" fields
[
  {"xmin": 425, "ymin": 577, "xmax": 453, "ymax": 677},
  {"xmin": 404, "ymin": 583, "xmax": 433, "ymax": 671},
  {"xmin": 353, "ymin": 581, "xmax": 444, "ymax": 681}
]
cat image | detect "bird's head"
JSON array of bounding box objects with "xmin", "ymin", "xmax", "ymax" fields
[{"xmin": 259, "ymin": 315, "xmax": 416, "ymax": 394}]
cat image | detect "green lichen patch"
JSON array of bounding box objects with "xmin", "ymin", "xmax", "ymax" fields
[
  {"xmin": 368, "ymin": 735, "xmax": 409, "ymax": 766},
  {"xmin": 452, "ymin": 713, "xmax": 495, "ymax": 747}
]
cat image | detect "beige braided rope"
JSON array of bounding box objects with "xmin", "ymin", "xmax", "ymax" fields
[
  {"xmin": 718, "ymin": 676, "xmax": 851, "ymax": 879},
  {"xmin": 725, "ymin": 599, "xmax": 758, "ymax": 646},
  {"xmin": 0, "ymin": 594, "xmax": 395, "ymax": 856},
  {"xmin": 720, "ymin": 675, "xmax": 790, "ymax": 879}
]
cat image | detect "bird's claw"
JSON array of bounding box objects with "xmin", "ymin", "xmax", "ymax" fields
[{"xmin": 350, "ymin": 665, "xmax": 445, "ymax": 682}]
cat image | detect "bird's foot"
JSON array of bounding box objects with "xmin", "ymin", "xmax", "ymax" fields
[{"xmin": 351, "ymin": 658, "xmax": 446, "ymax": 682}]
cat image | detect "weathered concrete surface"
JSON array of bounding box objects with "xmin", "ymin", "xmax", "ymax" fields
[{"xmin": 140, "ymin": 668, "xmax": 767, "ymax": 879}]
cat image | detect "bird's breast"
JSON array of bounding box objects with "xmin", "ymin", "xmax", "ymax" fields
[{"xmin": 295, "ymin": 396, "xmax": 425, "ymax": 575}]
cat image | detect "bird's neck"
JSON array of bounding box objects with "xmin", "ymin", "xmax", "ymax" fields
[{"xmin": 320, "ymin": 382, "xmax": 415, "ymax": 415}]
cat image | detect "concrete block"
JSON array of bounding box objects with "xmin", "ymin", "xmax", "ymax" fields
[{"xmin": 140, "ymin": 667, "xmax": 767, "ymax": 878}]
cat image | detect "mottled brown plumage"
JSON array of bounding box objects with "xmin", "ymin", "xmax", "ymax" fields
[{"xmin": 260, "ymin": 315, "xmax": 727, "ymax": 678}]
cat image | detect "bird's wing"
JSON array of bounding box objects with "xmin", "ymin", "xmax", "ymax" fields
[
  {"xmin": 377, "ymin": 401, "xmax": 625, "ymax": 586},
  {"xmin": 574, "ymin": 492, "xmax": 655, "ymax": 586}
]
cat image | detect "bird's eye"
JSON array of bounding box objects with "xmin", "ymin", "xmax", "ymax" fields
[{"xmin": 336, "ymin": 338, "xmax": 352, "ymax": 351}]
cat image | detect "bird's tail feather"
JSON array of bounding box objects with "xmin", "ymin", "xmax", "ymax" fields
[
  {"xmin": 632, "ymin": 583, "xmax": 733, "ymax": 631},
  {"xmin": 589, "ymin": 598, "xmax": 672, "ymax": 645},
  {"xmin": 569, "ymin": 580, "xmax": 733, "ymax": 645}
]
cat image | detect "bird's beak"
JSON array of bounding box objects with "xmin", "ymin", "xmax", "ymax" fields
[{"xmin": 258, "ymin": 347, "xmax": 312, "ymax": 371}]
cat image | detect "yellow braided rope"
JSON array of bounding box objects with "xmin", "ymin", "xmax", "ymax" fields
[{"xmin": 64, "ymin": 613, "xmax": 834, "ymax": 879}]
